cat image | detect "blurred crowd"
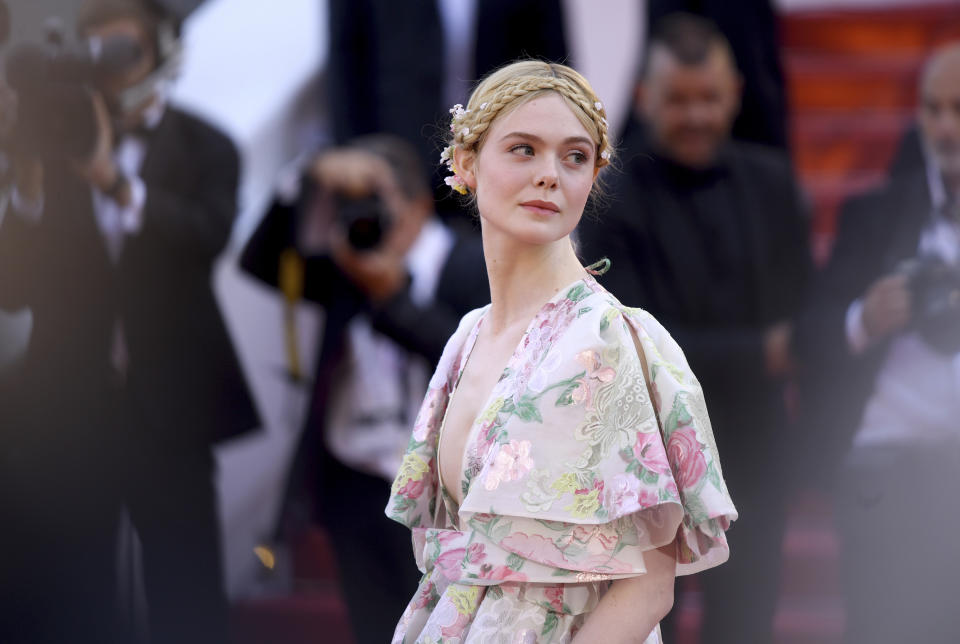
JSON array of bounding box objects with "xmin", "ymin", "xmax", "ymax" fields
[{"xmin": 0, "ymin": 1, "xmax": 959, "ymax": 644}]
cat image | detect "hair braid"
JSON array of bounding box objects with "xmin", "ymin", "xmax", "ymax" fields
[{"xmin": 439, "ymin": 61, "xmax": 611, "ymax": 195}]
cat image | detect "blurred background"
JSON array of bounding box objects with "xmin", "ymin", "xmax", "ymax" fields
[{"xmin": 1, "ymin": 1, "xmax": 959, "ymax": 643}]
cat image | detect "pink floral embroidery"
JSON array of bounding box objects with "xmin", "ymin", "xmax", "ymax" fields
[
  {"xmin": 435, "ymin": 547, "xmax": 466, "ymax": 581},
  {"xmin": 667, "ymin": 480, "xmax": 680, "ymax": 500},
  {"xmin": 398, "ymin": 477, "xmax": 426, "ymax": 500},
  {"xmin": 500, "ymin": 532, "xmax": 570, "ymax": 568},
  {"xmin": 479, "ymin": 565, "xmax": 529, "ymax": 583},
  {"xmin": 576, "ymin": 350, "xmax": 616, "ymax": 383},
  {"xmin": 633, "ymin": 431, "xmax": 671, "ymax": 475},
  {"xmin": 467, "ymin": 543, "xmax": 486, "ymax": 564},
  {"xmin": 570, "ymin": 376, "xmax": 593, "ymax": 408},
  {"xmin": 483, "ymin": 440, "xmax": 534, "ymax": 491},
  {"xmin": 667, "ymin": 426, "xmax": 707, "ymax": 490},
  {"xmin": 436, "ymin": 530, "xmax": 463, "ymax": 546},
  {"xmin": 607, "ymin": 473, "xmax": 643, "ymax": 514},
  {"xmin": 411, "ymin": 581, "xmax": 436, "ymax": 610},
  {"xmin": 571, "ymin": 525, "xmax": 619, "ymax": 552},
  {"xmin": 412, "ymin": 388, "xmax": 444, "ymax": 442},
  {"xmin": 439, "ymin": 611, "xmax": 471, "ymax": 638},
  {"xmin": 544, "ymin": 586, "xmax": 564, "ymax": 612}
]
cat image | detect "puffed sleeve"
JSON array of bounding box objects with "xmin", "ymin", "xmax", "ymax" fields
[{"xmin": 444, "ymin": 301, "xmax": 736, "ymax": 582}]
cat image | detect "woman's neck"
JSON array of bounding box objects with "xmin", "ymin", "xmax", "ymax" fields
[{"xmin": 481, "ymin": 226, "xmax": 588, "ymax": 334}]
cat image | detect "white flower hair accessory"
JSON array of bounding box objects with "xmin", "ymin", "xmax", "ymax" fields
[{"xmin": 440, "ymin": 103, "xmax": 472, "ymax": 195}]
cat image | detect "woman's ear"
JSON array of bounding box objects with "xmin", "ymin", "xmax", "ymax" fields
[{"xmin": 453, "ymin": 147, "xmax": 478, "ymax": 192}]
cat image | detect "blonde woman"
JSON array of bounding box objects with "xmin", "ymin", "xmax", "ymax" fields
[{"xmin": 386, "ymin": 60, "xmax": 736, "ymax": 643}]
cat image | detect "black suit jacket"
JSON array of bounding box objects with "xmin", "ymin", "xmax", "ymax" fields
[
  {"xmin": 577, "ymin": 126, "xmax": 811, "ymax": 473},
  {"xmin": 239, "ymin": 201, "xmax": 489, "ymax": 371},
  {"xmin": 0, "ymin": 107, "xmax": 258, "ymax": 446},
  {"xmin": 239, "ymin": 199, "xmax": 488, "ymax": 523},
  {"xmin": 795, "ymin": 168, "xmax": 931, "ymax": 475},
  {"xmin": 327, "ymin": 0, "xmax": 569, "ymax": 190}
]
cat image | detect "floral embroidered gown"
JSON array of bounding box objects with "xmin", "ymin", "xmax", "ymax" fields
[{"xmin": 386, "ymin": 276, "xmax": 737, "ymax": 643}]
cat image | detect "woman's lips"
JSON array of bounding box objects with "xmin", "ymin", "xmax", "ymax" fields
[{"xmin": 520, "ymin": 200, "xmax": 560, "ymax": 216}]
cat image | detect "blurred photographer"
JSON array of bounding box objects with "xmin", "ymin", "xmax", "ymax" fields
[
  {"xmin": 240, "ymin": 135, "xmax": 488, "ymax": 644},
  {"xmin": 0, "ymin": 1, "xmax": 256, "ymax": 643},
  {"xmin": 797, "ymin": 43, "xmax": 960, "ymax": 644}
]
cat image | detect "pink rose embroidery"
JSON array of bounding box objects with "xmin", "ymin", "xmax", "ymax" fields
[
  {"xmin": 483, "ymin": 440, "xmax": 534, "ymax": 491},
  {"xmin": 467, "ymin": 543, "xmax": 486, "ymax": 564},
  {"xmin": 440, "ymin": 612, "xmax": 471, "ymax": 638},
  {"xmin": 544, "ymin": 586, "xmax": 564, "ymax": 612},
  {"xmin": 607, "ymin": 473, "xmax": 642, "ymax": 515},
  {"xmin": 479, "ymin": 565, "xmax": 529, "ymax": 583},
  {"xmin": 667, "ymin": 426, "xmax": 707, "ymax": 490},
  {"xmin": 435, "ymin": 547, "xmax": 466, "ymax": 581},
  {"xmin": 398, "ymin": 477, "xmax": 425, "ymax": 500},
  {"xmin": 500, "ymin": 532, "xmax": 570, "ymax": 568},
  {"xmin": 570, "ymin": 377, "xmax": 593, "ymax": 408},
  {"xmin": 633, "ymin": 432, "xmax": 671, "ymax": 475}
]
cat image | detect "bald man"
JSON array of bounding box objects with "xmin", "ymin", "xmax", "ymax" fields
[{"xmin": 797, "ymin": 43, "xmax": 960, "ymax": 644}]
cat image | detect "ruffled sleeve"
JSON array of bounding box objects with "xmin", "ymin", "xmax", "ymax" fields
[
  {"xmin": 388, "ymin": 284, "xmax": 736, "ymax": 586},
  {"xmin": 446, "ymin": 298, "xmax": 735, "ymax": 581},
  {"xmin": 386, "ymin": 306, "xmax": 487, "ymax": 530}
]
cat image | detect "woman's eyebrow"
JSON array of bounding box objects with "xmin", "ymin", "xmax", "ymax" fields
[{"xmin": 499, "ymin": 131, "xmax": 594, "ymax": 147}]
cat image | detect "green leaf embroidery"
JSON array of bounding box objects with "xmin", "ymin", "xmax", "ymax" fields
[
  {"xmin": 567, "ymin": 283, "xmax": 589, "ymax": 302},
  {"xmin": 577, "ymin": 306, "xmax": 593, "ymax": 317},
  {"xmin": 555, "ymin": 380, "xmax": 580, "ymax": 407},
  {"xmin": 542, "ymin": 611, "xmax": 559, "ymax": 638},
  {"xmin": 515, "ymin": 400, "xmax": 543, "ymax": 423},
  {"xmin": 506, "ymin": 553, "xmax": 524, "ymax": 571}
]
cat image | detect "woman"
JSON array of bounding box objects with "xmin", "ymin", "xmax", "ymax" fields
[{"xmin": 385, "ymin": 61, "xmax": 736, "ymax": 643}]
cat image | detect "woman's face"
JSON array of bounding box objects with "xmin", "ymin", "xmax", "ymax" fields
[{"xmin": 461, "ymin": 92, "xmax": 598, "ymax": 246}]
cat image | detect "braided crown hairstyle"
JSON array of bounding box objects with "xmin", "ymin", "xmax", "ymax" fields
[{"xmin": 440, "ymin": 60, "xmax": 611, "ymax": 195}]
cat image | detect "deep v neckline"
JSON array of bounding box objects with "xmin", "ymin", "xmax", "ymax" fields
[{"xmin": 435, "ymin": 275, "xmax": 594, "ymax": 521}]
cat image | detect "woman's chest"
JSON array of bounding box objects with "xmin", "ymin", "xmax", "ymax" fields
[{"xmin": 439, "ymin": 332, "xmax": 520, "ymax": 505}]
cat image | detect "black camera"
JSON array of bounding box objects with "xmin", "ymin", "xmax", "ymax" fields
[
  {"xmin": 335, "ymin": 193, "xmax": 392, "ymax": 252},
  {"xmin": 903, "ymin": 257, "xmax": 960, "ymax": 355},
  {"xmin": 3, "ymin": 38, "xmax": 143, "ymax": 161},
  {"xmin": 0, "ymin": 0, "xmax": 189, "ymax": 163}
]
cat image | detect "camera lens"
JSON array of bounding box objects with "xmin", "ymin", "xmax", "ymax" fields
[{"xmin": 335, "ymin": 194, "xmax": 390, "ymax": 251}]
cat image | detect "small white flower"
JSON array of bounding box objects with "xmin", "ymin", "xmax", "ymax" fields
[
  {"xmin": 601, "ymin": 149, "xmax": 611, "ymax": 160},
  {"xmin": 461, "ymin": 127, "xmax": 470, "ymax": 136},
  {"xmin": 439, "ymin": 146, "xmax": 451, "ymax": 162},
  {"xmin": 594, "ymin": 101, "xmax": 603, "ymax": 111},
  {"xmin": 479, "ymin": 102, "xmax": 488, "ymax": 110}
]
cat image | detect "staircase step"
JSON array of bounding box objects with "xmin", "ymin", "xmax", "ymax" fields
[
  {"xmin": 231, "ymin": 591, "xmax": 355, "ymax": 644},
  {"xmin": 291, "ymin": 527, "xmax": 340, "ymax": 584},
  {"xmin": 782, "ymin": 3, "xmax": 960, "ymax": 55}
]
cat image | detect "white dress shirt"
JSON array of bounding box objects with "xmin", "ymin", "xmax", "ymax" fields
[
  {"xmin": 324, "ymin": 218, "xmax": 457, "ymax": 481},
  {"xmin": 848, "ymin": 159, "xmax": 960, "ymax": 448}
]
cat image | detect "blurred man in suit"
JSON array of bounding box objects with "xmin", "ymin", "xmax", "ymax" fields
[
  {"xmin": 241, "ymin": 135, "xmax": 489, "ymax": 643},
  {"xmin": 577, "ymin": 14, "xmax": 811, "ymax": 643},
  {"xmin": 0, "ymin": 2, "xmax": 256, "ymax": 642},
  {"xmin": 797, "ymin": 44, "xmax": 960, "ymax": 644}
]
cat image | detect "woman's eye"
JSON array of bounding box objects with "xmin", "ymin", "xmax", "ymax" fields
[
  {"xmin": 568, "ymin": 151, "xmax": 588, "ymax": 165},
  {"xmin": 510, "ymin": 144, "xmax": 534, "ymax": 156}
]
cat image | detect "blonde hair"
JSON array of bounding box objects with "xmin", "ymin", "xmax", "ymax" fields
[{"xmin": 441, "ymin": 60, "xmax": 612, "ymax": 194}]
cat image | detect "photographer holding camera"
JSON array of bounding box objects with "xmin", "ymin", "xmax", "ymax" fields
[
  {"xmin": 0, "ymin": 1, "xmax": 257, "ymax": 643},
  {"xmin": 797, "ymin": 43, "xmax": 960, "ymax": 644},
  {"xmin": 240, "ymin": 134, "xmax": 488, "ymax": 644}
]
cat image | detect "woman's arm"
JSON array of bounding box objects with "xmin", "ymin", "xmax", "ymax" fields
[{"xmin": 572, "ymin": 542, "xmax": 677, "ymax": 643}]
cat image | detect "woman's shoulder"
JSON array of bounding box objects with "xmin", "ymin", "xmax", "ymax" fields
[{"xmin": 577, "ymin": 278, "xmax": 674, "ymax": 343}]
